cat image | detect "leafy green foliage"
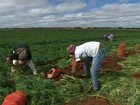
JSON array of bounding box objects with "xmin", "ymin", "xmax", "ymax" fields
[
  {"xmin": 15, "ymin": 75, "xmax": 65, "ymax": 105},
  {"xmin": 0, "ymin": 28, "xmax": 140, "ymax": 105}
]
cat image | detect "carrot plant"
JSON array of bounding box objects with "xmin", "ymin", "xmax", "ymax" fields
[{"xmin": 0, "ymin": 28, "xmax": 140, "ymax": 105}]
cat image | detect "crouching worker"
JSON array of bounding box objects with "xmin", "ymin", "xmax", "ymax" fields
[
  {"xmin": 6, "ymin": 44, "xmax": 37, "ymax": 75},
  {"xmin": 67, "ymin": 41, "xmax": 106, "ymax": 91}
]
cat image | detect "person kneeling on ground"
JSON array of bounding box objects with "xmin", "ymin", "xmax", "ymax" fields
[
  {"xmin": 6, "ymin": 44, "xmax": 37, "ymax": 75},
  {"xmin": 67, "ymin": 41, "xmax": 106, "ymax": 91}
]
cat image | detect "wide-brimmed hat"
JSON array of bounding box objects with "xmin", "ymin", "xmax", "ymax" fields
[
  {"xmin": 67, "ymin": 44, "xmax": 76, "ymax": 55},
  {"xmin": 18, "ymin": 50, "xmax": 27, "ymax": 60}
]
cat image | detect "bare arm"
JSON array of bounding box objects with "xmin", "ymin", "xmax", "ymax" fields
[{"xmin": 71, "ymin": 55, "xmax": 83, "ymax": 73}]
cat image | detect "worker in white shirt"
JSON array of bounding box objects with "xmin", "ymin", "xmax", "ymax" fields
[{"xmin": 67, "ymin": 41, "xmax": 106, "ymax": 91}]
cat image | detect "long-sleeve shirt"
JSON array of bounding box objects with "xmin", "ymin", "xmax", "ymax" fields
[{"xmin": 9, "ymin": 44, "xmax": 37, "ymax": 74}]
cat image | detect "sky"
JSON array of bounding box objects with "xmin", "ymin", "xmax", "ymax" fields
[{"xmin": 0, "ymin": 0, "xmax": 140, "ymax": 28}]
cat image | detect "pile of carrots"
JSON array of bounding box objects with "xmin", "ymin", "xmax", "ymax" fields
[
  {"xmin": 47, "ymin": 68, "xmax": 62, "ymax": 79},
  {"xmin": 117, "ymin": 43, "xmax": 126, "ymax": 58},
  {"xmin": 2, "ymin": 90, "xmax": 26, "ymax": 105}
]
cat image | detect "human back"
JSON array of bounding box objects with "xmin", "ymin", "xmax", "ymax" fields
[
  {"xmin": 75, "ymin": 41, "xmax": 100, "ymax": 57},
  {"xmin": 14, "ymin": 44, "xmax": 31, "ymax": 60}
]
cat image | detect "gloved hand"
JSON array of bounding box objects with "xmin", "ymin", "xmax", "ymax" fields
[{"xmin": 33, "ymin": 71, "xmax": 37, "ymax": 75}]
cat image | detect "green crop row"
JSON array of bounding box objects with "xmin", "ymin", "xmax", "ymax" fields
[{"xmin": 0, "ymin": 28, "xmax": 140, "ymax": 105}]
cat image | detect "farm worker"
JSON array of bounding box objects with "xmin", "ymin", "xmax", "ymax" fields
[
  {"xmin": 104, "ymin": 34, "xmax": 110, "ymax": 41},
  {"xmin": 109, "ymin": 34, "xmax": 114, "ymax": 41},
  {"xmin": 67, "ymin": 41, "xmax": 106, "ymax": 91},
  {"xmin": 104, "ymin": 34, "xmax": 114, "ymax": 41},
  {"xmin": 6, "ymin": 44, "xmax": 37, "ymax": 75}
]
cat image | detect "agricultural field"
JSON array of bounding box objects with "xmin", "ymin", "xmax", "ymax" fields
[{"xmin": 0, "ymin": 28, "xmax": 140, "ymax": 105}]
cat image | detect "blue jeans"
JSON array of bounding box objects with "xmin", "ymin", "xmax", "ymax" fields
[{"xmin": 83, "ymin": 48, "xmax": 106, "ymax": 90}]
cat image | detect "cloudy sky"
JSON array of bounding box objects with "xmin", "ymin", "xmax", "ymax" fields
[{"xmin": 0, "ymin": 0, "xmax": 140, "ymax": 28}]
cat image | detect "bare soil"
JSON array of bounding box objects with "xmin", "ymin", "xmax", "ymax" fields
[
  {"xmin": 131, "ymin": 72, "xmax": 140, "ymax": 79},
  {"xmin": 65, "ymin": 96, "xmax": 120, "ymax": 105}
]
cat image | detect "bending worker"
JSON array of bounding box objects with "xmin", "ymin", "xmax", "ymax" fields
[
  {"xmin": 6, "ymin": 44, "xmax": 37, "ymax": 75},
  {"xmin": 67, "ymin": 41, "xmax": 106, "ymax": 91}
]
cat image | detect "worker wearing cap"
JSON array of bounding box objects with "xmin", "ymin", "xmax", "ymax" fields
[
  {"xmin": 67, "ymin": 41, "xmax": 106, "ymax": 91},
  {"xmin": 6, "ymin": 44, "xmax": 37, "ymax": 75}
]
